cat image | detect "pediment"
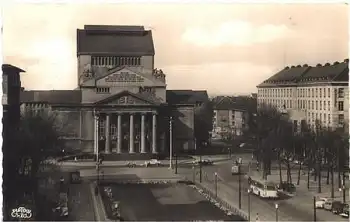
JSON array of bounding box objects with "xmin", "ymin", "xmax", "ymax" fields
[{"xmin": 95, "ymin": 91, "xmax": 159, "ymax": 106}]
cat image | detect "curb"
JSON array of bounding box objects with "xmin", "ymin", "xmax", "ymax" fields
[
  {"xmin": 89, "ymin": 182, "xmax": 110, "ymax": 221},
  {"xmin": 191, "ymin": 181, "xmax": 248, "ymax": 221}
]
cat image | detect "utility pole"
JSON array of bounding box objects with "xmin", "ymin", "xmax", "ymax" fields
[
  {"xmin": 313, "ymin": 196, "xmax": 317, "ymax": 222},
  {"xmin": 175, "ymin": 154, "xmax": 178, "ymax": 174},
  {"xmin": 169, "ymin": 117, "xmax": 173, "ymax": 169},
  {"xmin": 238, "ymin": 163, "xmax": 242, "ymax": 209},
  {"xmin": 197, "ymin": 138, "xmax": 202, "ymax": 183},
  {"xmin": 342, "ymin": 171, "xmax": 346, "ymax": 203}
]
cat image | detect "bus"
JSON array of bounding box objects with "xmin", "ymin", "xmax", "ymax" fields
[{"xmin": 248, "ymin": 176, "xmax": 278, "ymax": 199}]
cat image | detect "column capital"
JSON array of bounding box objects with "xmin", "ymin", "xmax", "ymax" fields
[{"xmin": 152, "ymin": 111, "xmax": 158, "ymax": 115}]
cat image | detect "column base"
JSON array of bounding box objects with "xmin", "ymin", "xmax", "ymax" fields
[
  {"xmin": 129, "ymin": 151, "xmax": 136, "ymax": 154},
  {"xmin": 141, "ymin": 151, "xmax": 147, "ymax": 154}
]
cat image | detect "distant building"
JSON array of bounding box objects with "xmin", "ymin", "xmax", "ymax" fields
[
  {"xmin": 257, "ymin": 60, "xmax": 349, "ymax": 130},
  {"xmin": 211, "ymin": 96, "xmax": 256, "ymax": 138},
  {"xmin": 2, "ymin": 64, "xmax": 25, "ymax": 220},
  {"xmin": 20, "ymin": 25, "xmax": 210, "ymax": 157}
]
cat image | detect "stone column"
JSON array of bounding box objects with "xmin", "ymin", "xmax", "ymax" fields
[
  {"xmin": 105, "ymin": 114, "xmax": 111, "ymax": 153},
  {"xmin": 94, "ymin": 114, "xmax": 97, "ymax": 154},
  {"xmin": 152, "ymin": 113, "xmax": 157, "ymax": 154},
  {"xmin": 141, "ymin": 113, "xmax": 146, "ymax": 153},
  {"xmin": 117, "ymin": 114, "xmax": 122, "ymax": 153},
  {"xmin": 129, "ymin": 113, "xmax": 135, "ymax": 153}
]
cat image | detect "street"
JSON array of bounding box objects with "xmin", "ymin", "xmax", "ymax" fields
[{"xmin": 176, "ymin": 158, "xmax": 348, "ymax": 221}]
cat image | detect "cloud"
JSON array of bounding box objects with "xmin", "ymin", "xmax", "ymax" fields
[{"xmin": 182, "ymin": 20, "xmax": 291, "ymax": 47}]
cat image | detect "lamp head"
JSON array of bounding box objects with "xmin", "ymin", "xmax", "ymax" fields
[{"xmin": 275, "ymin": 203, "xmax": 279, "ymax": 209}]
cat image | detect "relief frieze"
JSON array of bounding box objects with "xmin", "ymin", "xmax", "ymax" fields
[
  {"xmin": 105, "ymin": 72, "xmax": 144, "ymax": 83},
  {"xmin": 111, "ymin": 96, "xmax": 148, "ymax": 105}
]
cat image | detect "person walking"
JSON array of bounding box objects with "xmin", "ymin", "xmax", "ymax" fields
[{"xmin": 256, "ymin": 213, "xmax": 260, "ymax": 222}]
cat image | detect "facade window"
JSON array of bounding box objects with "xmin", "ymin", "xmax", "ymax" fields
[
  {"xmin": 323, "ymin": 88, "xmax": 326, "ymax": 98},
  {"xmin": 338, "ymin": 101, "xmax": 344, "ymax": 111},
  {"xmin": 110, "ymin": 124, "xmax": 117, "ymax": 136},
  {"xmin": 323, "ymin": 113, "xmax": 326, "ymax": 122},
  {"xmin": 315, "ymin": 101, "xmax": 318, "ymax": 110},
  {"xmin": 96, "ymin": 87, "xmax": 110, "ymax": 93},
  {"xmin": 91, "ymin": 56, "xmax": 141, "ymax": 67},
  {"xmin": 308, "ymin": 89, "xmax": 310, "ymax": 97},
  {"xmin": 328, "ymin": 101, "xmax": 330, "ymax": 111},
  {"xmin": 312, "ymin": 88, "xmax": 314, "ymax": 97},
  {"xmin": 99, "ymin": 119, "xmax": 105, "ymax": 136},
  {"xmin": 338, "ymin": 114, "xmax": 344, "ymax": 125},
  {"xmin": 316, "ymin": 88, "xmax": 318, "ymax": 97},
  {"xmin": 319, "ymin": 88, "xmax": 322, "ymax": 97},
  {"xmin": 312, "ymin": 113, "xmax": 314, "ymax": 122},
  {"xmin": 323, "ymin": 101, "xmax": 326, "ymax": 110},
  {"xmin": 338, "ymin": 88, "xmax": 344, "ymax": 98},
  {"xmin": 312, "ymin": 101, "xmax": 314, "ymax": 109},
  {"xmin": 328, "ymin": 114, "xmax": 331, "ymax": 124},
  {"xmin": 328, "ymin": 88, "xmax": 330, "ymax": 97},
  {"xmin": 319, "ymin": 101, "xmax": 322, "ymax": 110},
  {"xmin": 308, "ymin": 101, "xmax": 310, "ymax": 109}
]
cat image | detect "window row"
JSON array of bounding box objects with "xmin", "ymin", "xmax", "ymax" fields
[
  {"xmin": 307, "ymin": 113, "xmax": 344, "ymax": 126},
  {"xmin": 297, "ymin": 100, "xmax": 331, "ymax": 111},
  {"xmin": 96, "ymin": 87, "xmax": 110, "ymax": 94},
  {"xmin": 258, "ymin": 99, "xmax": 293, "ymax": 109},
  {"xmin": 259, "ymin": 87, "xmax": 345, "ymax": 99},
  {"xmin": 258, "ymin": 88, "xmax": 293, "ymax": 98},
  {"xmin": 91, "ymin": 56, "xmax": 141, "ymax": 67}
]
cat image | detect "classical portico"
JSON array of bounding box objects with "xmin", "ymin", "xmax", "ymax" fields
[{"xmin": 93, "ymin": 110, "xmax": 159, "ymax": 155}]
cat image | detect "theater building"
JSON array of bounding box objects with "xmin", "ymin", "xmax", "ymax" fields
[{"xmin": 20, "ymin": 25, "xmax": 210, "ymax": 158}]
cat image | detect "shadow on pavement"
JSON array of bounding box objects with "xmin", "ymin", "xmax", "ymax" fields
[{"xmin": 99, "ymin": 182, "xmax": 245, "ymax": 221}]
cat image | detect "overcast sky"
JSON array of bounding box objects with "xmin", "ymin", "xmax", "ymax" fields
[{"xmin": 2, "ymin": 3, "xmax": 349, "ymax": 95}]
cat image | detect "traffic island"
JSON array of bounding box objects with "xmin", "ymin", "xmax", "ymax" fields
[{"xmin": 97, "ymin": 180, "xmax": 246, "ymax": 221}]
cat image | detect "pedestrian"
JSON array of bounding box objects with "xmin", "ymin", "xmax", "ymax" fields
[{"xmin": 256, "ymin": 213, "xmax": 260, "ymax": 222}]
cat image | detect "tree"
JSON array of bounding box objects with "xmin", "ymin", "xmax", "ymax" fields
[
  {"xmin": 244, "ymin": 103, "xmax": 285, "ymax": 179},
  {"xmin": 194, "ymin": 100, "xmax": 214, "ymax": 147},
  {"xmin": 3, "ymin": 108, "xmax": 66, "ymax": 219}
]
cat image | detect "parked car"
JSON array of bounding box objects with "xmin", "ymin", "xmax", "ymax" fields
[
  {"xmin": 145, "ymin": 159, "xmax": 161, "ymax": 167},
  {"xmin": 315, "ymin": 197, "xmax": 331, "ymax": 209},
  {"xmin": 332, "ymin": 201, "xmax": 345, "ymax": 214},
  {"xmin": 277, "ymin": 182, "xmax": 296, "ymax": 193},
  {"xmin": 193, "ymin": 159, "xmax": 214, "ymax": 166},
  {"xmin": 340, "ymin": 204, "xmax": 349, "ymax": 218},
  {"xmin": 324, "ymin": 200, "xmax": 336, "ymax": 211}
]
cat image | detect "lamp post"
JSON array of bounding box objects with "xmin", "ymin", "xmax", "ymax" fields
[
  {"xmin": 175, "ymin": 153, "xmax": 178, "ymax": 174},
  {"xmin": 313, "ymin": 196, "xmax": 317, "ymax": 222},
  {"xmin": 248, "ymin": 188, "xmax": 252, "ymax": 222},
  {"xmin": 342, "ymin": 172, "xmax": 346, "ymax": 203},
  {"xmin": 169, "ymin": 116, "xmax": 173, "ymax": 169},
  {"xmin": 275, "ymin": 203, "xmax": 279, "ymax": 222},
  {"xmin": 238, "ymin": 162, "xmax": 242, "ymax": 209},
  {"xmin": 214, "ymin": 172, "xmax": 218, "ymax": 198},
  {"xmin": 192, "ymin": 166, "xmax": 195, "ymax": 183}
]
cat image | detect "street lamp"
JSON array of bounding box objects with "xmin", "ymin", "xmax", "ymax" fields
[
  {"xmin": 313, "ymin": 196, "xmax": 317, "ymax": 222},
  {"xmin": 214, "ymin": 172, "xmax": 218, "ymax": 198},
  {"xmin": 238, "ymin": 162, "xmax": 242, "ymax": 209},
  {"xmin": 247, "ymin": 188, "xmax": 252, "ymax": 221},
  {"xmin": 169, "ymin": 116, "xmax": 173, "ymax": 169},
  {"xmin": 175, "ymin": 153, "xmax": 178, "ymax": 174},
  {"xmin": 275, "ymin": 203, "xmax": 279, "ymax": 222},
  {"xmin": 339, "ymin": 185, "xmax": 346, "ymax": 203},
  {"xmin": 192, "ymin": 166, "xmax": 196, "ymax": 183}
]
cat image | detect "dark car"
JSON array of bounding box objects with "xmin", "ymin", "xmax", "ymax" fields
[
  {"xmin": 277, "ymin": 182, "xmax": 296, "ymax": 193},
  {"xmin": 331, "ymin": 201, "xmax": 344, "ymax": 214},
  {"xmin": 340, "ymin": 204, "xmax": 349, "ymax": 218}
]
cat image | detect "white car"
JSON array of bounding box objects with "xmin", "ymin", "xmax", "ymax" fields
[
  {"xmin": 145, "ymin": 159, "xmax": 161, "ymax": 167},
  {"xmin": 315, "ymin": 198, "xmax": 331, "ymax": 209}
]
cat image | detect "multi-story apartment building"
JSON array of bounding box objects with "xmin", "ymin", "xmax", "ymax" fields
[
  {"xmin": 257, "ymin": 59, "xmax": 349, "ymax": 130},
  {"xmin": 211, "ymin": 96, "xmax": 256, "ymax": 138}
]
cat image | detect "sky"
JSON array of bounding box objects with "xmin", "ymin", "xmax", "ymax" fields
[{"xmin": 2, "ymin": 2, "xmax": 349, "ymax": 96}]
